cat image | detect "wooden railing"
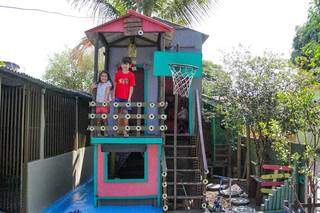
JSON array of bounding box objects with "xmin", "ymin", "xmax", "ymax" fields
[
  {"xmin": 261, "ymin": 166, "xmax": 297, "ymax": 212},
  {"xmin": 88, "ymin": 101, "xmax": 167, "ymax": 137},
  {"xmin": 261, "ymin": 178, "xmax": 294, "ymax": 212}
]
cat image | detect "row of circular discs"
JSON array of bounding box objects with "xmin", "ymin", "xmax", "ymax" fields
[
  {"xmin": 88, "ymin": 125, "xmax": 168, "ymax": 132},
  {"xmin": 89, "ymin": 113, "xmax": 167, "ymax": 120},
  {"xmin": 161, "ymin": 170, "xmax": 210, "ymax": 211},
  {"xmin": 89, "ymin": 101, "xmax": 167, "ymax": 108}
]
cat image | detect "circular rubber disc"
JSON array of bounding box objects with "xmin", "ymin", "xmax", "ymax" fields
[
  {"xmin": 206, "ymin": 183, "xmax": 227, "ymax": 191},
  {"xmin": 231, "ymin": 206, "xmax": 255, "ymax": 213},
  {"xmin": 230, "ymin": 198, "xmax": 250, "ymax": 206}
]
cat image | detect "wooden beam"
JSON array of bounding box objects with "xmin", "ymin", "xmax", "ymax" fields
[
  {"xmin": 109, "ymin": 36, "xmax": 131, "ymax": 46},
  {"xmin": 261, "ymin": 173, "xmax": 290, "ymax": 180},
  {"xmin": 261, "ymin": 164, "xmax": 292, "ymax": 172},
  {"xmin": 93, "ymin": 39, "xmax": 100, "ymax": 83},
  {"xmin": 98, "ymin": 33, "xmax": 108, "ymax": 47},
  {"xmin": 109, "ymin": 44, "xmax": 155, "ymax": 48},
  {"xmin": 136, "ymin": 35, "xmax": 157, "ymax": 45}
]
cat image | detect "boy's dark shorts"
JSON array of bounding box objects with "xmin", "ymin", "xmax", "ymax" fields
[{"xmin": 114, "ymin": 97, "xmax": 132, "ymax": 112}]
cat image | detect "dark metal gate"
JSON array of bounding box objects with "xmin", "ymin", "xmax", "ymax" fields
[{"xmin": 0, "ymin": 86, "xmax": 24, "ymax": 213}]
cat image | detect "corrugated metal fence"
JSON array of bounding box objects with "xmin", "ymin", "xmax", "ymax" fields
[{"xmin": 0, "ymin": 79, "xmax": 90, "ymax": 213}]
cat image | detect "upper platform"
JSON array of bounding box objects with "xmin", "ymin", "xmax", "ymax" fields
[{"xmin": 91, "ymin": 137, "xmax": 163, "ymax": 144}]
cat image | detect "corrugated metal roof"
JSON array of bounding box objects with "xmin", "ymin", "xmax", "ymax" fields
[
  {"xmin": 0, "ymin": 67, "xmax": 91, "ymax": 99},
  {"xmin": 152, "ymin": 17, "xmax": 209, "ymax": 43}
]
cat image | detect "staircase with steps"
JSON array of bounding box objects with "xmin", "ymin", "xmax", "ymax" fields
[
  {"xmin": 162, "ymin": 134, "xmax": 207, "ymax": 211},
  {"xmin": 212, "ymin": 144, "xmax": 231, "ymax": 176},
  {"xmin": 160, "ymin": 90, "xmax": 209, "ymax": 212}
]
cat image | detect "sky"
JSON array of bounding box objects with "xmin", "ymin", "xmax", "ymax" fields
[{"xmin": 0, "ymin": 0, "xmax": 311, "ymax": 79}]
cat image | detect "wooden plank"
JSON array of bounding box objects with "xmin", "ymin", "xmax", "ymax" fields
[
  {"xmin": 261, "ymin": 181, "xmax": 284, "ymax": 187},
  {"xmin": 261, "ymin": 188, "xmax": 273, "ymax": 194},
  {"xmin": 262, "ymin": 164, "xmax": 292, "ymax": 172},
  {"xmin": 124, "ymin": 17, "xmax": 141, "ymax": 23},
  {"xmin": 261, "ymin": 173, "xmax": 290, "ymax": 180},
  {"xmin": 124, "ymin": 22, "xmax": 142, "ymax": 28}
]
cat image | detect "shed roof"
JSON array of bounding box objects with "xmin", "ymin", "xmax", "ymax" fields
[
  {"xmin": 0, "ymin": 66, "xmax": 91, "ymax": 99},
  {"xmin": 85, "ymin": 10, "xmax": 175, "ymax": 48},
  {"xmin": 152, "ymin": 17, "xmax": 209, "ymax": 43},
  {"xmin": 86, "ymin": 10, "xmax": 174, "ymax": 34}
]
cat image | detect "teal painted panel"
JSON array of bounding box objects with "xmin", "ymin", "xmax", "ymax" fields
[
  {"xmin": 91, "ymin": 137, "xmax": 163, "ymax": 144},
  {"xmin": 153, "ymin": 51, "xmax": 202, "ymax": 77}
]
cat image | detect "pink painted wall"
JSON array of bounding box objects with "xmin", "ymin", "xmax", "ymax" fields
[{"xmin": 97, "ymin": 144, "xmax": 159, "ymax": 197}]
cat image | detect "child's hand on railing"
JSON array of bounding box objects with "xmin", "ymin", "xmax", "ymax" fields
[{"xmin": 91, "ymin": 83, "xmax": 97, "ymax": 90}]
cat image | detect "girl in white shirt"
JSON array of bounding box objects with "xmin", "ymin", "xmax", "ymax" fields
[{"xmin": 92, "ymin": 71, "xmax": 113, "ymax": 135}]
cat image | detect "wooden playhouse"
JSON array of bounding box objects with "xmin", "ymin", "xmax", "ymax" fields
[{"xmin": 86, "ymin": 10, "xmax": 209, "ymax": 211}]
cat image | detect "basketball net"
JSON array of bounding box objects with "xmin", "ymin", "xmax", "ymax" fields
[{"xmin": 169, "ymin": 64, "xmax": 198, "ymax": 97}]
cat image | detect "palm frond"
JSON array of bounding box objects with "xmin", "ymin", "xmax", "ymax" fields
[
  {"xmin": 154, "ymin": 0, "xmax": 217, "ymax": 25},
  {"xmin": 70, "ymin": 37, "xmax": 93, "ymax": 66},
  {"xmin": 68, "ymin": 0, "xmax": 122, "ymax": 21}
]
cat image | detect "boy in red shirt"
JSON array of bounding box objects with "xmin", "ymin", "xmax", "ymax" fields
[{"xmin": 113, "ymin": 57, "xmax": 136, "ymax": 136}]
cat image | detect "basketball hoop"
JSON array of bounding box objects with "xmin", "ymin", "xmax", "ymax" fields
[{"xmin": 169, "ymin": 63, "xmax": 198, "ymax": 97}]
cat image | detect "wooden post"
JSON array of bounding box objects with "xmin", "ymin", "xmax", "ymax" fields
[
  {"xmin": 172, "ymin": 43, "xmax": 180, "ymax": 210},
  {"xmin": 246, "ymin": 125, "xmax": 251, "ymax": 182},
  {"xmin": 105, "ymin": 47, "xmax": 110, "ymax": 71},
  {"xmin": 93, "ymin": 38, "xmax": 100, "ymax": 83},
  {"xmin": 39, "ymin": 89, "xmax": 45, "ymax": 159},
  {"xmin": 158, "ymin": 33, "xmax": 166, "ymax": 136},
  {"xmin": 237, "ymin": 134, "xmax": 242, "ymax": 178},
  {"xmin": 173, "ymin": 93, "xmax": 178, "ymax": 210}
]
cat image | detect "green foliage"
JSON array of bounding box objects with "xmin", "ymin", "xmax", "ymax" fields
[
  {"xmin": 261, "ymin": 70, "xmax": 320, "ymax": 202},
  {"xmin": 202, "ymin": 60, "xmax": 232, "ymax": 120},
  {"xmin": 292, "ymin": 0, "xmax": 320, "ymax": 73},
  {"xmin": 69, "ymin": 0, "xmax": 215, "ymax": 25},
  {"xmin": 0, "ymin": 61, "xmax": 5, "ymax": 68},
  {"xmin": 213, "ymin": 47, "xmax": 296, "ymax": 166},
  {"xmin": 43, "ymin": 48, "xmax": 103, "ymax": 92}
]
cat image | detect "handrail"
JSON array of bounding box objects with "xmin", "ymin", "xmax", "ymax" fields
[{"xmin": 195, "ymin": 89, "xmax": 208, "ymax": 173}]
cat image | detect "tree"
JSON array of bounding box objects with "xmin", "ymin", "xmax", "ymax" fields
[
  {"xmin": 292, "ymin": 0, "xmax": 320, "ymax": 75},
  {"xmin": 202, "ymin": 60, "xmax": 232, "ymax": 120},
  {"xmin": 68, "ymin": 0, "xmax": 216, "ymax": 26},
  {"xmin": 43, "ymin": 48, "xmax": 103, "ymax": 92},
  {"xmin": 216, "ymin": 47, "xmax": 295, "ymax": 173},
  {"xmin": 264, "ymin": 71, "xmax": 320, "ymax": 211}
]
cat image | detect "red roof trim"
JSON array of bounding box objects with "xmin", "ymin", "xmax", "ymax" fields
[{"xmin": 86, "ymin": 10, "xmax": 174, "ymax": 34}]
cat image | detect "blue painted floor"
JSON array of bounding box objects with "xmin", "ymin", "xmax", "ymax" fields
[{"xmin": 43, "ymin": 179, "xmax": 162, "ymax": 213}]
